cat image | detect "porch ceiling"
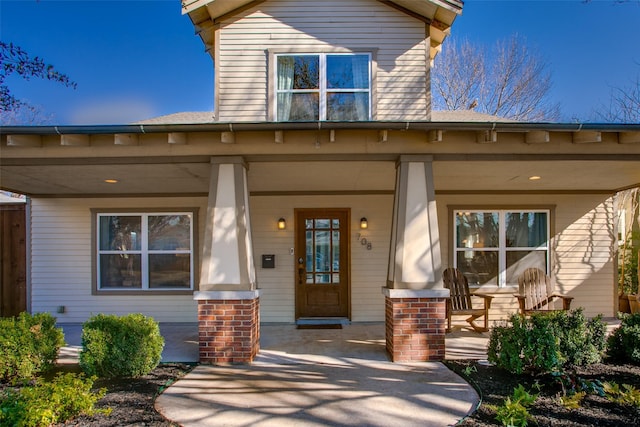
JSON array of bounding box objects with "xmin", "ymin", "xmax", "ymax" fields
[{"xmin": 1, "ymin": 159, "xmax": 638, "ymax": 197}]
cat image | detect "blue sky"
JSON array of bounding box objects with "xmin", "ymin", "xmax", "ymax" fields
[{"xmin": 1, "ymin": 0, "xmax": 639, "ymax": 125}]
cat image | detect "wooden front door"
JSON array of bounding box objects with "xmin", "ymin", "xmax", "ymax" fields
[{"xmin": 295, "ymin": 209, "xmax": 350, "ymax": 319}]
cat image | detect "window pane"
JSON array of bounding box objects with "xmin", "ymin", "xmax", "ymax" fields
[
  {"xmin": 327, "ymin": 55, "xmax": 369, "ymax": 89},
  {"xmin": 456, "ymin": 212, "xmax": 499, "ymax": 248},
  {"xmin": 506, "ymin": 212, "xmax": 547, "ymax": 247},
  {"xmin": 456, "ymin": 250, "xmax": 499, "ymax": 286},
  {"xmin": 327, "ymin": 92, "xmax": 369, "ymax": 121},
  {"xmin": 278, "ymin": 93, "xmax": 319, "ymax": 121},
  {"xmin": 277, "ymin": 55, "xmax": 319, "ymax": 90},
  {"xmin": 506, "ymin": 250, "xmax": 547, "ymax": 284},
  {"xmin": 99, "ymin": 254, "xmax": 141, "ymax": 288},
  {"xmin": 149, "ymin": 254, "xmax": 190, "ymax": 288},
  {"xmin": 99, "ymin": 216, "xmax": 141, "ymax": 251},
  {"xmin": 148, "ymin": 215, "xmax": 191, "ymax": 250}
]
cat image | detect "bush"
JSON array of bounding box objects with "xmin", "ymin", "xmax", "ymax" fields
[
  {"xmin": 0, "ymin": 312, "xmax": 65, "ymax": 383},
  {"xmin": 80, "ymin": 313, "xmax": 164, "ymax": 378},
  {"xmin": 0, "ymin": 372, "xmax": 109, "ymax": 426},
  {"xmin": 488, "ymin": 309, "xmax": 607, "ymax": 374},
  {"xmin": 607, "ymin": 313, "xmax": 640, "ymax": 364}
]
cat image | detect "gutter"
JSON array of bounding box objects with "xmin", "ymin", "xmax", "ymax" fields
[{"xmin": 2, "ymin": 121, "xmax": 640, "ymax": 136}]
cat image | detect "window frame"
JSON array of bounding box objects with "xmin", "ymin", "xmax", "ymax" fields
[
  {"xmin": 270, "ymin": 49, "xmax": 376, "ymax": 121},
  {"xmin": 450, "ymin": 206, "xmax": 554, "ymax": 288},
  {"xmin": 91, "ymin": 208, "xmax": 199, "ymax": 295}
]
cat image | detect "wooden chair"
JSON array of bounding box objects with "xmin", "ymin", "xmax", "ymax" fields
[
  {"xmin": 514, "ymin": 267, "xmax": 574, "ymax": 315},
  {"xmin": 443, "ymin": 267, "xmax": 494, "ymax": 333}
]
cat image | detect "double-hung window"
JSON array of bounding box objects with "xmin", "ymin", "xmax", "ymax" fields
[
  {"xmin": 453, "ymin": 209, "xmax": 550, "ymax": 287},
  {"xmin": 275, "ymin": 53, "xmax": 371, "ymax": 121},
  {"xmin": 95, "ymin": 211, "xmax": 195, "ymax": 292}
]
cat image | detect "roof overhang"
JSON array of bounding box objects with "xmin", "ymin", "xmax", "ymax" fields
[
  {"xmin": 2, "ymin": 120, "xmax": 640, "ymax": 197},
  {"xmin": 181, "ymin": 0, "xmax": 463, "ymax": 61}
]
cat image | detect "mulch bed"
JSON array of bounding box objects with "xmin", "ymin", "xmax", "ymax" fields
[
  {"xmin": 4, "ymin": 359, "xmax": 640, "ymax": 426},
  {"xmin": 53, "ymin": 363, "xmax": 194, "ymax": 427},
  {"xmin": 446, "ymin": 359, "xmax": 640, "ymax": 426}
]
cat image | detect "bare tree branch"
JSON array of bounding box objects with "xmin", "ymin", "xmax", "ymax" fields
[
  {"xmin": 432, "ymin": 35, "xmax": 560, "ymax": 121},
  {"xmin": 0, "ymin": 41, "xmax": 76, "ymax": 112},
  {"xmin": 595, "ymin": 73, "xmax": 640, "ymax": 123}
]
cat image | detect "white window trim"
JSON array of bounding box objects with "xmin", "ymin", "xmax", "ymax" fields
[
  {"xmin": 94, "ymin": 210, "xmax": 196, "ymax": 293},
  {"xmin": 452, "ymin": 209, "xmax": 551, "ymax": 288},
  {"xmin": 274, "ymin": 52, "xmax": 372, "ymax": 121}
]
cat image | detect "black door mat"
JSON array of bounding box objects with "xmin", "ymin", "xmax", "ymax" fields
[{"xmin": 297, "ymin": 324, "xmax": 342, "ymax": 329}]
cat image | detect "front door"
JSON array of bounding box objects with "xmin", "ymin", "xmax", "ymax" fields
[{"xmin": 295, "ymin": 209, "xmax": 349, "ymax": 319}]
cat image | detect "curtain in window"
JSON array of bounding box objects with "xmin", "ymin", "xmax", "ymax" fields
[
  {"xmin": 351, "ymin": 55, "xmax": 368, "ymax": 120},
  {"xmin": 277, "ymin": 56, "xmax": 295, "ymax": 121}
]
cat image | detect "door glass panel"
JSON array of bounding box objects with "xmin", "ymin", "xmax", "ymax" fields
[
  {"xmin": 306, "ymin": 231, "xmax": 313, "ymax": 271},
  {"xmin": 316, "ymin": 219, "xmax": 330, "ymax": 229},
  {"xmin": 315, "ymin": 230, "xmax": 330, "ymax": 272},
  {"xmin": 303, "ymin": 215, "xmax": 342, "ymax": 284},
  {"xmin": 315, "ymin": 274, "xmax": 331, "ymax": 284},
  {"xmin": 332, "ymin": 231, "xmax": 340, "ymax": 271}
]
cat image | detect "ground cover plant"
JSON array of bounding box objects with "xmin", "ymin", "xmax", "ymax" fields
[
  {"xmin": 0, "ymin": 312, "xmax": 187, "ymax": 426},
  {"xmin": 449, "ymin": 311, "xmax": 640, "ymax": 426}
]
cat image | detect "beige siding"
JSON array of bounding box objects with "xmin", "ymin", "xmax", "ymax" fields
[
  {"xmin": 250, "ymin": 194, "xmax": 393, "ymax": 323},
  {"xmin": 30, "ymin": 197, "xmax": 206, "ymax": 323},
  {"xmin": 217, "ymin": 0, "xmax": 429, "ymax": 121},
  {"xmin": 438, "ymin": 194, "xmax": 616, "ymax": 325}
]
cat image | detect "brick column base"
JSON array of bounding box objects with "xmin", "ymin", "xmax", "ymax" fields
[
  {"xmin": 383, "ymin": 288, "xmax": 448, "ymax": 362},
  {"xmin": 195, "ymin": 291, "xmax": 260, "ymax": 364}
]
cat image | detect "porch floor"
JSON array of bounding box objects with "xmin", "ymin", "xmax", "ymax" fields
[{"xmin": 57, "ymin": 322, "xmax": 491, "ymax": 364}]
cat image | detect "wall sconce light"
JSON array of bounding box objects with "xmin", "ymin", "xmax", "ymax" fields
[
  {"xmin": 278, "ymin": 218, "xmax": 286, "ymax": 230},
  {"xmin": 360, "ymin": 217, "xmax": 368, "ymax": 229}
]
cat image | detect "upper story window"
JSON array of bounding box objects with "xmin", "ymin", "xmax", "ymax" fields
[
  {"xmin": 276, "ymin": 53, "xmax": 371, "ymax": 121},
  {"xmin": 94, "ymin": 211, "xmax": 196, "ymax": 293},
  {"xmin": 453, "ymin": 209, "xmax": 550, "ymax": 287}
]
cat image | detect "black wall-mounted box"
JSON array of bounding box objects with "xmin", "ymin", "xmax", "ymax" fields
[{"xmin": 262, "ymin": 254, "xmax": 275, "ymax": 268}]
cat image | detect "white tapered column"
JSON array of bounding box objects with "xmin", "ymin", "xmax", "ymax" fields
[
  {"xmin": 387, "ymin": 155, "xmax": 444, "ymax": 290},
  {"xmin": 196, "ymin": 156, "xmax": 259, "ymax": 364},
  {"xmin": 384, "ymin": 155, "xmax": 447, "ymax": 362},
  {"xmin": 198, "ymin": 156, "xmax": 256, "ymax": 291}
]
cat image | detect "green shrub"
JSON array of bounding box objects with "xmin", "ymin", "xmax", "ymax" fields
[
  {"xmin": 0, "ymin": 312, "xmax": 65, "ymax": 383},
  {"xmin": 607, "ymin": 313, "xmax": 640, "ymax": 364},
  {"xmin": 488, "ymin": 309, "xmax": 606, "ymax": 374},
  {"xmin": 80, "ymin": 313, "xmax": 164, "ymax": 378},
  {"xmin": 0, "ymin": 372, "xmax": 109, "ymax": 426}
]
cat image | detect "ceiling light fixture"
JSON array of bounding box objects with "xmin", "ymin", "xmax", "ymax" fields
[
  {"xmin": 104, "ymin": 179, "xmax": 119, "ymax": 184},
  {"xmin": 528, "ymin": 176, "xmax": 541, "ymax": 181}
]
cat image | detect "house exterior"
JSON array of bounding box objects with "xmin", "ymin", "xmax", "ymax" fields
[{"xmin": 1, "ymin": 0, "xmax": 640, "ymax": 363}]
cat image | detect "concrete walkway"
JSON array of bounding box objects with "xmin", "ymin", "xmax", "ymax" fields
[{"xmin": 60, "ymin": 323, "xmax": 483, "ymax": 426}]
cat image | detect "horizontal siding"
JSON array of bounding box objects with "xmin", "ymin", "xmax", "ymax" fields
[
  {"xmin": 30, "ymin": 197, "xmax": 207, "ymax": 323},
  {"xmin": 438, "ymin": 194, "xmax": 616, "ymax": 324},
  {"xmin": 217, "ymin": 0, "xmax": 428, "ymax": 121}
]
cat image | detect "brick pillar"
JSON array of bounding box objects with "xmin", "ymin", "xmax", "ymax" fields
[
  {"xmin": 195, "ymin": 291, "xmax": 260, "ymax": 364},
  {"xmin": 383, "ymin": 289, "xmax": 448, "ymax": 362}
]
